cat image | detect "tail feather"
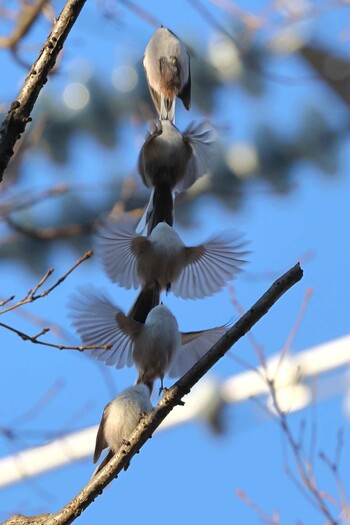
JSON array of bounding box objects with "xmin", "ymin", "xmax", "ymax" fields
[
  {"xmin": 136, "ymin": 375, "xmax": 154, "ymax": 395},
  {"xmin": 147, "ymin": 184, "xmax": 174, "ymax": 235},
  {"xmin": 136, "ymin": 185, "xmax": 174, "ymax": 235},
  {"xmin": 91, "ymin": 449, "xmax": 114, "ymax": 479},
  {"xmin": 128, "ymin": 283, "xmax": 161, "ymax": 324}
]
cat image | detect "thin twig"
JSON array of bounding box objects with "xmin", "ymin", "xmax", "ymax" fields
[
  {"xmin": 9, "ymin": 379, "xmax": 65, "ymax": 427},
  {"xmin": 269, "ymin": 380, "xmax": 338, "ymax": 524},
  {"xmin": 0, "ymin": 185, "xmax": 69, "ymax": 216},
  {"xmin": 6, "ymin": 216, "xmax": 94, "ymax": 240},
  {"xmin": 228, "ymin": 284, "xmax": 267, "ymax": 369},
  {"xmin": 236, "ymin": 489, "xmax": 280, "ymax": 525},
  {"xmin": 274, "ymin": 287, "xmax": 313, "ymax": 378},
  {"xmin": 0, "ymin": 322, "xmax": 110, "ymax": 351},
  {"xmin": 0, "ymin": 296, "xmax": 15, "ymax": 307},
  {"xmin": 0, "ymin": 250, "xmax": 93, "ymax": 315},
  {"xmin": 120, "ymin": 0, "xmax": 160, "ymax": 27}
]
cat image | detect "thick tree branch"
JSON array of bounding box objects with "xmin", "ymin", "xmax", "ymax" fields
[
  {"xmin": 0, "ymin": 0, "xmax": 87, "ymax": 182},
  {"xmin": 2, "ymin": 515, "xmax": 50, "ymax": 525},
  {"xmin": 1, "ymin": 263, "xmax": 302, "ymax": 525}
]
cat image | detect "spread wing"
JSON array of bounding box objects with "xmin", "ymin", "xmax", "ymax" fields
[
  {"xmin": 68, "ymin": 286, "xmax": 138, "ymax": 369},
  {"xmin": 96, "ymin": 218, "xmax": 149, "ymax": 289},
  {"xmin": 177, "ymin": 121, "xmax": 215, "ymax": 193},
  {"xmin": 171, "ymin": 232, "xmax": 249, "ymax": 299},
  {"xmin": 168, "ymin": 325, "xmax": 228, "ymax": 378}
]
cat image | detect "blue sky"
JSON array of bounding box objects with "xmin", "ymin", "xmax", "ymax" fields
[{"xmin": 1, "ymin": 1, "xmax": 350, "ymax": 524}]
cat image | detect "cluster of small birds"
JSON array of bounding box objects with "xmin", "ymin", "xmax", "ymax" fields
[{"xmin": 68, "ymin": 27, "xmax": 249, "ymax": 477}]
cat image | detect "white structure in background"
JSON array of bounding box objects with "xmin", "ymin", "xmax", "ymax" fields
[{"xmin": 0, "ymin": 334, "xmax": 350, "ymax": 488}]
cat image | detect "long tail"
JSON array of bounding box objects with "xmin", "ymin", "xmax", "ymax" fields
[
  {"xmin": 91, "ymin": 449, "xmax": 114, "ymax": 479},
  {"xmin": 127, "ymin": 283, "xmax": 161, "ymax": 324},
  {"xmin": 147, "ymin": 183, "xmax": 174, "ymax": 235},
  {"xmin": 136, "ymin": 184, "xmax": 174, "ymax": 235}
]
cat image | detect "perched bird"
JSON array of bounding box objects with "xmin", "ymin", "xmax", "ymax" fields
[
  {"xmin": 97, "ymin": 219, "xmax": 248, "ymax": 301},
  {"xmin": 68, "ymin": 288, "xmax": 227, "ymax": 393},
  {"xmin": 92, "ymin": 384, "xmax": 152, "ymax": 477},
  {"xmin": 137, "ymin": 119, "xmax": 214, "ymax": 234},
  {"xmin": 143, "ymin": 26, "xmax": 191, "ymax": 121}
]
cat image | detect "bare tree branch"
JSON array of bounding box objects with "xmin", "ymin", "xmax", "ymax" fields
[
  {"xmin": 6, "ymin": 216, "xmax": 93, "ymax": 241},
  {"xmin": 0, "ymin": 0, "xmax": 48, "ymax": 49},
  {"xmin": 0, "ymin": 185, "xmax": 69, "ymax": 216},
  {"xmin": 0, "ymin": 321, "xmax": 110, "ymax": 351},
  {"xmin": 0, "ymin": 250, "xmax": 93, "ymax": 315},
  {"xmin": 2, "ymin": 262, "xmax": 303, "ymax": 525},
  {"xmin": 0, "ymin": 248, "xmax": 111, "ymax": 350},
  {"xmin": 0, "ymin": 0, "xmax": 87, "ymax": 182},
  {"xmin": 120, "ymin": 0, "xmax": 160, "ymax": 27},
  {"xmin": 2, "ymin": 515, "xmax": 50, "ymax": 525},
  {"xmin": 268, "ymin": 371, "xmax": 338, "ymax": 523}
]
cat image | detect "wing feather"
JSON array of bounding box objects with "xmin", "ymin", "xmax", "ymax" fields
[
  {"xmin": 176, "ymin": 121, "xmax": 215, "ymax": 193},
  {"xmin": 168, "ymin": 326, "xmax": 228, "ymax": 378},
  {"xmin": 68, "ymin": 286, "xmax": 135, "ymax": 369},
  {"xmin": 96, "ymin": 219, "xmax": 145, "ymax": 290},
  {"xmin": 172, "ymin": 232, "xmax": 249, "ymax": 299}
]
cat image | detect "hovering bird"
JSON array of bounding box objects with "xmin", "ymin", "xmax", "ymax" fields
[
  {"xmin": 92, "ymin": 384, "xmax": 153, "ymax": 477},
  {"xmin": 97, "ymin": 219, "xmax": 248, "ymax": 301},
  {"xmin": 68, "ymin": 288, "xmax": 227, "ymax": 393},
  {"xmin": 143, "ymin": 26, "xmax": 191, "ymax": 121},
  {"xmin": 137, "ymin": 119, "xmax": 214, "ymax": 234}
]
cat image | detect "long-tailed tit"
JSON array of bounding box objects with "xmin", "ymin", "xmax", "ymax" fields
[
  {"xmin": 97, "ymin": 220, "xmax": 248, "ymax": 300},
  {"xmin": 137, "ymin": 119, "xmax": 213, "ymax": 234},
  {"xmin": 143, "ymin": 26, "xmax": 190, "ymax": 121},
  {"xmin": 92, "ymin": 384, "xmax": 152, "ymax": 477},
  {"xmin": 68, "ymin": 288, "xmax": 227, "ymax": 393}
]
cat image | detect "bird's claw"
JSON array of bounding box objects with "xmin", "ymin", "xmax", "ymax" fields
[{"xmin": 159, "ymin": 385, "xmax": 168, "ymax": 396}]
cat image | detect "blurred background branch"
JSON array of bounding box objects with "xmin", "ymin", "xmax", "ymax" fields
[
  {"xmin": 0, "ymin": 0, "xmax": 49, "ymax": 50},
  {"xmin": 0, "ymin": 0, "xmax": 87, "ymax": 180}
]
